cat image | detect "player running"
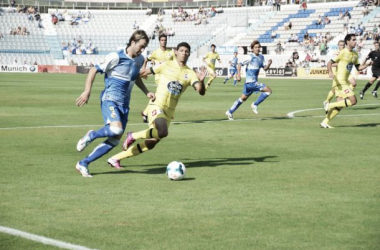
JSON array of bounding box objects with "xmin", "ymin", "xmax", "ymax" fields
[
  {"xmin": 223, "ymin": 51, "xmax": 239, "ymax": 86},
  {"xmin": 359, "ymin": 41, "xmax": 380, "ymax": 99},
  {"xmin": 203, "ymin": 44, "xmax": 221, "ymax": 90},
  {"xmin": 140, "ymin": 33, "xmax": 175, "ymax": 123},
  {"xmin": 75, "ymin": 30, "xmax": 155, "ymax": 177},
  {"xmin": 225, "ymin": 40, "xmax": 272, "ymax": 120},
  {"xmin": 320, "ymin": 34, "xmax": 372, "ymax": 129},
  {"xmin": 107, "ymin": 42, "xmax": 207, "ymax": 168}
]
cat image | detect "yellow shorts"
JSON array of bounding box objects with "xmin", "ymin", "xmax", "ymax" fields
[
  {"xmin": 334, "ymin": 84, "xmax": 355, "ymax": 99},
  {"xmin": 147, "ymin": 104, "xmax": 172, "ymax": 129},
  {"xmin": 206, "ymin": 66, "xmax": 215, "ymax": 76}
]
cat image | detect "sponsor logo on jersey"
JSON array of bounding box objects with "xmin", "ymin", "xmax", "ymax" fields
[{"xmin": 167, "ymin": 81, "xmax": 183, "ymax": 95}]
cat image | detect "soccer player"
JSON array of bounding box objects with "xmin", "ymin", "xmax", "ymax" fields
[
  {"xmin": 323, "ymin": 40, "xmax": 357, "ymax": 112},
  {"xmin": 359, "ymin": 41, "xmax": 380, "ymax": 99},
  {"xmin": 225, "ymin": 40, "xmax": 272, "ymax": 120},
  {"xmin": 320, "ymin": 34, "xmax": 372, "ymax": 129},
  {"xmin": 75, "ymin": 30, "xmax": 155, "ymax": 177},
  {"xmin": 140, "ymin": 33, "xmax": 175, "ymax": 123},
  {"xmin": 107, "ymin": 42, "xmax": 207, "ymax": 167},
  {"xmin": 223, "ymin": 51, "xmax": 239, "ymax": 86},
  {"xmin": 203, "ymin": 44, "xmax": 221, "ymax": 90}
]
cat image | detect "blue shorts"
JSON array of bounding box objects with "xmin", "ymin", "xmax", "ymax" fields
[
  {"xmin": 229, "ymin": 68, "xmax": 237, "ymax": 76},
  {"xmin": 101, "ymin": 100, "xmax": 129, "ymax": 130},
  {"xmin": 242, "ymin": 82, "xmax": 266, "ymax": 96}
]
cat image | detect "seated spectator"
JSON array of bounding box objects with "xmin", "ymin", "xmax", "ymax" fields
[
  {"xmin": 271, "ymin": 30, "xmax": 277, "ymax": 39},
  {"xmin": 362, "ymin": 6, "xmax": 370, "ymax": 15},
  {"xmin": 358, "ymin": 38, "xmax": 364, "ymax": 49},
  {"xmin": 52, "ymin": 14, "xmax": 58, "ymax": 25},
  {"xmin": 146, "ymin": 8, "xmax": 152, "ymax": 16},
  {"xmin": 315, "ymin": 15, "xmax": 322, "ymax": 25},
  {"xmin": 338, "ymin": 10, "xmax": 343, "ymax": 20},
  {"xmin": 0, "ymin": 32, "xmax": 4, "ymax": 39},
  {"xmin": 291, "ymin": 49, "xmax": 300, "ymax": 66},
  {"xmin": 311, "ymin": 53, "xmax": 319, "ymax": 62},
  {"xmin": 320, "ymin": 59, "xmax": 326, "ymax": 67},
  {"xmin": 343, "ymin": 10, "xmax": 351, "ymax": 19},
  {"xmin": 132, "ymin": 20, "xmax": 139, "ymax": 30},
  {"xmin": 300, "ymin": 1, "xmax": 307, "ymax": 11},
  {"xmin": 303, "ymin": 31, "xmax": 309, "ymax": 40},
  {"xmin": 323, "ymin": 16, "xmax": 330, "ymax": 25},
  {"xmin": 275, "ymin": 41, "xmax": 284, "ymax": 54},
  {"xmin": 356, "ymin": 25, "xmax": 363, "ymax": 36}
]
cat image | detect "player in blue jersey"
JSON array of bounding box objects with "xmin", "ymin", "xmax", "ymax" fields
[
  {"xmin": 75, "ymin": 30, "xmax": 155, "ymax": 177},
  {"xmin": 223, "ymin": 51, "xmax": 239, "ymax": 86},
  {"xmin": 225, "ymin": 40, "xmax": 272, "ymax": 120}
]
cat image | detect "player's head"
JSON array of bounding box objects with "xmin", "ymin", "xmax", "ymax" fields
[
  {"xmin": 344, "ymin": 34, "xmax": 357, "ymax": 48},
  {"xmin": 159, "ymin": 33, "xmax": 168, "ymax": 48},
  {"xmin": 250, "ymin": 40, "xmax": 261, "ymax": 55},
  {"xmin": 211, "ymin": 44, "xmax": 216, "ymax": 52},
  {"xmin": 374, "ymin": 41, "xmax": 380, "ymax": 50},
  {"xmin": 127, "ymin": 30, "xmax": 149, "ymax": 57},
  {"xmin": 338, "ymin": 40, "xmax": 345, "ymax": 50},
  {"xmin": 176, "ymin": 42, "xmax": 191, "ymax": 63},
  {"xmin": 234, "ymin": 51, "xmax": 238, "ymax": 56}
]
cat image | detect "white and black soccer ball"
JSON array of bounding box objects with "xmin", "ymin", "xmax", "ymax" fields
[{"xmin": 166, "ymin": 161, "xmax": 186, "ymax": 180}]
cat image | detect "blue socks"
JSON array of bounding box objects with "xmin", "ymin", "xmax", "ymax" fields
[
  {"xmin": 80, "ymin": 138, "xmax": 119, "ymax": 167},
  {"xmin": 229, "ymin": 98, "xmax": 244, "ymax": 114},
  {"xmin": 254, "ymin": 92, "xmax": 271, "ymax": 106}
]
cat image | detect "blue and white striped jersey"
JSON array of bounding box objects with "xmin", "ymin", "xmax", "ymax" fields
[
  {"xmin": 241, "ymin": 54, "xmax": 266, "ymax": 83},
  {"xmin": 95, "ymin": 49, "xmax": 145, "ymax": 107},
  {"xmin": 229, "ymin": 56, "xmax": 238, "ymax": 70}
]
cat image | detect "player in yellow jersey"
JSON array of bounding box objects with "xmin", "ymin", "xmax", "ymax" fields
[
  {"xmin": 323, "ymin": 40, "xmax": 357, "ymax": 112},
  {"xmin": 107, "ymin": 42, "xmax": 207, "ymax": 168},
  {"xmin": 203, "ymin": 44, "xmax": 221, "ymax": 90},
  {"xmin": 320, "ymin": 34, "xmax": 372, "ymax": 129},
  {"xmin": 141, "ymin": 34, "xmax": 175, "ymax": 123}
]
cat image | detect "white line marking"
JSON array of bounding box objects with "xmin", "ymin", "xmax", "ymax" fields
[
  {"xmin": 0, "ymin": 226, "xmax": 99, "ymax": 250},
  {"xmin": 287, "ymin": 103, "xmax": 380, "ymax": 118}
]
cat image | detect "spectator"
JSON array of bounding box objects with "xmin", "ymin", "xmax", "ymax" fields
[
  {"xmin": 271, "ymin": 30, "xmax": 277, "ymax": 39},
  {"xmin": 358, "ymin": 38, "xmax": 364, "ymax": 49},
  {"xmin": 323, "ymin": 16, "xmax": 330, "ymax": 25},
  {"xmin": 275, "ymin": 41, "xmax": 284, "ymax": 54},
  {"xmin": 275, "ymin": 0, "xmax": 281, "ymax": 11},
  {"xmin": 291, "ymin": 49, "xmax": 300, "ymax": 66},
  {"xmin": 132, "ymin": 20, "xmax": 138, "ymax": 30},
  {"xmin": 349, "ymin": 26, "xmax": 356, "ymax": 34},
  {"xmin": 10, "ymin": 0, "xmax": 16, "ymax": 7},
  {"xmin": 338, "ymin": 10, "xmax": 343, "ymax": 20},
  {"xmin": 356, "ymin": 25, "xmax": 363, "ymax": 36},
  {"xmin": 362, "ymin": 5, "xmax": 370, "ymax": 15},
  {"xmin": 343, "ymin": 10, "xmax": 351, "ymax": 19},
  {"xmin": 52, "ymin": 14, "xmax": 58, "ymax": 25},
  {"xmin": 272, "ymin": 0, "xmax": 276, "ymax": 11},
  {"xmin": 300, "ymin": 1, "xmax": 307, "ymax": 11},
  {"xmin": 316, "ymin": 15, "xmax": 322, "ymax": 26},
  {"xmin": 0, "ymin": 32, "xmax": 4, "ymax": 39},
  {"xmin": 319, "ymin": 38, "xmax": 327, "ymax": 55},
  {"xmin": 311, "ymin": 53, "xmax": 319, "ymax": 62}
]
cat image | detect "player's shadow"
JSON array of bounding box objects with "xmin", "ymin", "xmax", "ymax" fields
[
  {"xmin": 352, "ymin": 106, "xmax": 380, "ymax": 111},
  {"xmin": 338, "ymin": 122, "xmax": 380, "ymax": 128},
  {"xmin": 92, "ymin": 156, "xmax": 277, "ymax": 176},
  {"xmin": 172, "ymin": 117, "xmax": 290, "ymax": 125}
]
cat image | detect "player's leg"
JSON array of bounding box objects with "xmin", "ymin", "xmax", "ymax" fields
[
  {"xmin": 360, "ymin": 76, "xmax": 376, "ymax": 99},
  {"xmin": 141, "ymin": 105, "xmax": 149, "ymax": 123},
  {"xmin": 323, "ymin": 88, "xmax": 335, "ymax": 112},
  {"xmin": 372, "ymin": 76, "xmax": 380, "ymax": 98},
  {"xmin": 349, "ymin": 77, "xmax": 357, "ymax": 91},
  {"xmin": 224, "ymin": 70, "xmax": 232, "ymax": 84},
  {"xmin": 110, "ymin": 117, "xmax": 167, "ymax": 161},
  {"xmin": 226, "ymin": 84, "xmax": 252, "ymax": 120},
  {"xmin": 251, "ymin": 84, "xmax": 272, "ymax": 114},
  {"xmin": 206, "ymin": 67, "xmax": 216, "ymax": 90}
]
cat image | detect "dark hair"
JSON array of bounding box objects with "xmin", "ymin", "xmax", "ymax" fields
[
  {"xmin": 127, "ymin": 30, "xmax": 149, "ymax": 47},
  {"xmin": 211, "ymin": 44, "xmax": 216, "ymax": 49},
  {"xmin": 159, "ymin": 33, "xmax": 167, "ymax": 41},
  {"xmin": 374, "ymin": 41, "xmax": 380, "ymax": 46},
  {"xmin": 177, "ymin": 42, "xmax": 191, "ymax": 51},
  {"xmin": 344, "ymin": 34, "xmax": 356, "ymax": 45},
  {"xmin": 250, "ymin": 40, "xmax": 261, "ymax": 49}
]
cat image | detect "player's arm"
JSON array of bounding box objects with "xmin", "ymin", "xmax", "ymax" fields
[
  {"xmin": 356, "ymin": 61, "xmax": 372, "ymax": 71},
  {"xmin": 327, "ymin": 59, "xmax": 335, "ymax": 79},
  {"xmin": 140, "ymin": 67, "xmax": 154, "ymax": 79},
  {"xmin": 263, "ymin": 59, "xmax": 272, "ymax": 71},
  {"xmin": 193, "ymin": 66, "xmax": 207, "ymax": 96},
  {"xmin": 236, "ymin": 62, "xmax": 243, "ymax": 82},
  {"xmin": 135, "ymin": 76, "xmax": 156, "ymax": 101},
  {"xmin": 76, "ymin": 67, "xmax": 97, "ymax": 107}
]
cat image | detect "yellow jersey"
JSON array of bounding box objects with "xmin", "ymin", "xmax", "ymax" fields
[
  {"xmin": 150, "ymin": 60, "xmax": 199, "ymax": 118},
  {"xmin": 148, "ymin": 48, "xmax": 174, "ymax": 66},
  {"xmin": 203, "ymin": 52, "xmax": 220, "ymax": 70},
  {"xmin": 332, "ymin": 48, "xmax": 359, "ymax": 85}
]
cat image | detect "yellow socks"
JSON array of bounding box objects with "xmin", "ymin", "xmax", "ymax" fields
[
  {"xmin": 112, "ymin": 142, "xmax": 149, "ymax": 160},
  {"xmin": 132, "ymin": 128, "xmax": 160, "ymax": 140}
]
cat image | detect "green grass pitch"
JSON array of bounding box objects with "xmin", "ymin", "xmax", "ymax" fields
[{"xmin": 0, "ymin": 73, "xmax": 379, "ymax": 250}]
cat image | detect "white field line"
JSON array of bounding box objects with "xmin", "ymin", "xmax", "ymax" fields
[
  {"xmin": 287, "ymin": 103, "xmax": 380, "ymax": 118},
  {"xmin": 0, "ymin": 226, "xmax": 99, "ymax": 250}
]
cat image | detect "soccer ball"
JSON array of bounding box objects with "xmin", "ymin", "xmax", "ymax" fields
[{"xmin": 166, "ymin": 161, "xmax": 186, "ymax": 180}]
